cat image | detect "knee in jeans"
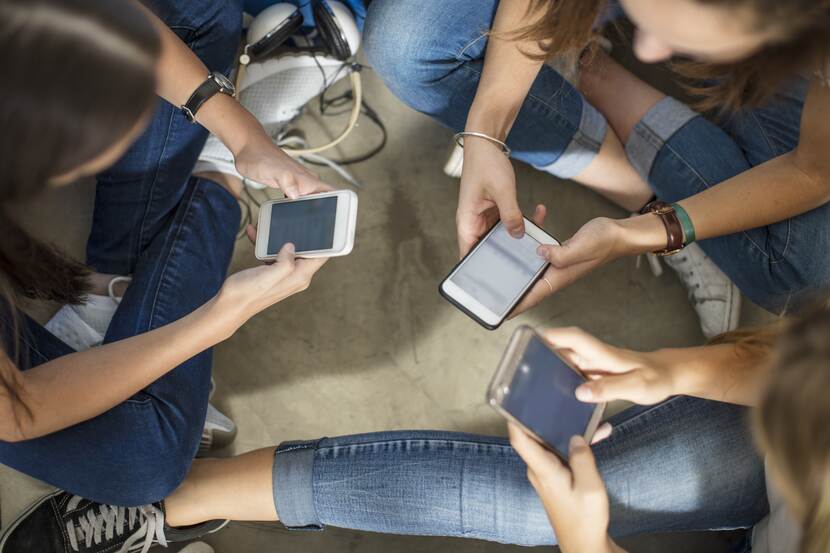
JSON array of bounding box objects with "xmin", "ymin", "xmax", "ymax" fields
[
  {"xmin": 364, "ymin": 1, "xmax": 447, "ymax": 97},
  {"xmin": 199, "ymin": 0, "xmax": 244, "ymax": 73}
]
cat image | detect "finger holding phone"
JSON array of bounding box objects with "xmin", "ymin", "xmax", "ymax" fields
[
  {"xmin": 457, "ymin": 138, "xmax": 526, "ymax": 257},
  {"xmin": 508, "ymin": 424, "xmax": 626, "ymax": 553}
]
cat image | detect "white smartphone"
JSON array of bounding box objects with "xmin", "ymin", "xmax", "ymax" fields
[
  {"xmin": 439, "ymin": 218, "xmax": 559, "ymax": 329},
  {"xmin": 487, "ymin": 326, "xmax": 606, "ymax": 461},
  {"xmin": 255, "ymin": 190, "xmax": 358, "ymax": 260}
]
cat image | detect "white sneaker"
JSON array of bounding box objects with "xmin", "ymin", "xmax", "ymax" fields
[
  {"xmin": 198, "ymin": 403, "xmax": 237, "ymax": 457},
  {"xmin": 443, "ymin": 143, "xmax": 464, "ymax": 178},
  {"xmin": 44, "ymin": 276, "xmax": 132, "ymax": 350},
  {"xmin": 661, "ymin": 243, "xmax": 741, "ymax": 339}
]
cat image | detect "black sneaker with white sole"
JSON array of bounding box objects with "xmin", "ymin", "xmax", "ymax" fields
[{"xmin": 0, "ymin": 491, "xmax": 227, "ymax": 553}]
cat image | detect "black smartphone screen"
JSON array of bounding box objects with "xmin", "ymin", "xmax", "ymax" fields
[
  {"xmin": 267, "ymin": 197, "xmax": 337, "ymax": 254},
  {"xmin": 450, "ymin": 222, "xmax": 547, "ymax": 317},
  {"xmin": 502, "ymin": 333, "xmax": 597, "ymax": 457}
]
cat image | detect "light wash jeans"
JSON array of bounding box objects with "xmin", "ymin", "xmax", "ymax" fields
[
  {"xmin": 272, "ymin": 396, "xmax": 767, "ymax": 546},
  {"xmin": 361, "ymin": 0, "xmax": 830, "ymax": 314}
]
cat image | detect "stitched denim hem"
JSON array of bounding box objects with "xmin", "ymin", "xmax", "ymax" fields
[
  {"xmin": 273, "ymin": 441, "xmax": 323, "ymax": 530},
  {"xmin": 625, "ymin": 96, "xmax": 698, "ymax": 180},
  {"xmin": 533, "ymin": 97, "xmax": 607, "ymax": 179}
]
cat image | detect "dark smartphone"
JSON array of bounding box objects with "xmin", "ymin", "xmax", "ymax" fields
[{"xmin": 487, "ymin": 326, "xmax": 606, "ymax": 459}]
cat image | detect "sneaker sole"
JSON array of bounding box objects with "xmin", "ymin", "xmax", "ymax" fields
[{"xmin": 0, "ymin": 489, "xmax": 63, "ymax": 551}]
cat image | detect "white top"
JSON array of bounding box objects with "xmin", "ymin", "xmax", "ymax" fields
[{"xmin": 752, "ymin": 461, "xmax": 801, "ymax": 553}]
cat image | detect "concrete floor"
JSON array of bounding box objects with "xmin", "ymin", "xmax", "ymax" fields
[{"xmin": 0, "ymin": 54, "xmax": 770, "ymax": 553}]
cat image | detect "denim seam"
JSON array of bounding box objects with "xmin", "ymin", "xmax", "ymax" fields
[
  {"xmin": 146, "ymin": 183, "xmax": 199, "ymax": 330},
  {"xmin": 457, "ymin": 63, "xmax": 570, "ymax": 126},
  {"xmin": 457, "ymin": 32, "xmax": 488, "ymax": 59},
  {"xmin": 317, "ymin": 438, "xmax": 515, "ymax": 452},
  {"xmin": 747, "ymin": 111, "xmax": 778, "ymax": 159},
  {"xmin": 136, "ymin": 111, "xmax": 177, "ymax": 273}
]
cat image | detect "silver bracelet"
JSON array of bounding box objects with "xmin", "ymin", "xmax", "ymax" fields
[{"xmin": 454, "ymin": 131, "xmax": 511, "ymax": 157}]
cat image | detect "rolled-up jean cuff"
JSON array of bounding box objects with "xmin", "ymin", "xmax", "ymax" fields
[
  {"xmin": 533, "ymin": 97, "xmax": 607, "ymax": 179},
  {"xmin": 625, "ymin": 96, "xmax": 698, "ymax": 181},
  {"xmin": 273, "ymin": 440, "xmax": 323, "ymax": 530}
]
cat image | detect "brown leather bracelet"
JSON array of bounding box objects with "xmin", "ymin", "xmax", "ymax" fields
[{"xmin": 640, "ymin": 200, "xmax": 684, "ymax": 256}]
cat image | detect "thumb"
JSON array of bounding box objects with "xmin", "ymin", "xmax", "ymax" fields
[
  {"xmin": 537, "ymin": 239, "xmax": 591, "ymax": 269},
  {"xmin": 276, "ymin": 242, "xmax": 297, "ymax": 268},
  {"xmin": 275, "ymin": 171, "xmax": 299, "ymax": 199},
  {"xmin": 491, "ymin": 186, "xmax": 525, "ymax": 239},
  {"xmin": 575, "ymin": 372, "xmax": 647, "ymax": 404}
]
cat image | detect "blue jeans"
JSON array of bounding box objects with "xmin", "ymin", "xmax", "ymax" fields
[
  {"xmin": 0, "ymin": 0, "xmax": 242, "ymax": 506},
  {"xmin": 272, "ymin": 396, "xmax": 768, "ymax": 546},
  {"xmin": 363, "ymin": 0, "xmax": 830, "ymax": 314}
]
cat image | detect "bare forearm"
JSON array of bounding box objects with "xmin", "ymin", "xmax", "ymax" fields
[
  {"xmin": 466, "ymin": 0, "xmax": 544, "ymax": 139},
  {"xmin": 15, "ymin": 292, "xmax": 246, "ymax": 440},
  {"xmin": 679, "ymin": 153, "xmax": 830, "ymax": 241},
  {"xmin": 135, "ymin": 0, "xmax": 266, "ymax": 154},
  {"xmin": 655, "ymin": 343, "xmax": 768, "ymax": 406}
]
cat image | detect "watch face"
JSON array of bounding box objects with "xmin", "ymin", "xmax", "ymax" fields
[{"xmin": 212, "ymin": 72, "xmax": 235, "ymax": 94}]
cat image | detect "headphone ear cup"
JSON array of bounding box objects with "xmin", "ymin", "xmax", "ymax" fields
[
  {"xmin": 313, "ymin": 0, "xmax": 360, "ymax": 60},
  {"xmin": 246, "ymin": 4, "xmax": 304, "ymax": 62}
]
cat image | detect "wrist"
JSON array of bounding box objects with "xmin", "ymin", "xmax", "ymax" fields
[
  {"xmin": 211, "ymin": 286, "xmax": 253, "ymax": 337},
  {"xmin": 466, "ymin": 98, "xmax": 520, "ymax": 141},
  {"xmin": 615, "ymin": 214, "xmax": 669, "ymax": 256}
]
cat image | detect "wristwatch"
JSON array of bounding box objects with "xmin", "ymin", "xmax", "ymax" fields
[
  {"xmin": 181, "ymin": 71, "xmax": 236, "ymax": 122},
  {"xmin": 640, "ymin": 200, "xmax": 685, "ymax": 256}
]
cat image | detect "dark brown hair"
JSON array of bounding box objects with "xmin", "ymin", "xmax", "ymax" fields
[
  {"xmin": 514, "ymin": 0, "xmax": 830, "ymax": 111},
  {"xmin": 0, "ymin": 0, "xmax": 160, "ymax": 425},
  {"xmin": 754, "ymin": 303, "xmax": 830, "ymax": 553},
  {"xmin": 0, "ymin": 0, "xmax": 161, "ymax": 305}
]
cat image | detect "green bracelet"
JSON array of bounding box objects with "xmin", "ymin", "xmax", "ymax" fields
[{"xmin": 671, "ymin": 203, "xmax": 696, "ymax": 246}]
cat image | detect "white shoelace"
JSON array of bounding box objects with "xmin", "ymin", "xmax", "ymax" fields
[{"xmin": 64, "ymin": 495, "xmax": 167, "ymax": 553}]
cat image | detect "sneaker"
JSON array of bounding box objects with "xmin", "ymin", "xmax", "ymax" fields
[
  {"xmin": 193, "ymin": 134, "xmax": 268, "ymax": 190},
  {"xmin": 45, "ymin": 277, "xmax": 132, "ymax": 350},
  {"xmin": 661, "ymin": 243, "xmax": 741, "ymax": 339},
  {"xmin": 443, "ymin": 143, "xmax": 464, "ymax": 179},
  {"xmin": 198, "ymin": 403, "xmax": 237, "ymax": 457},
  {"xmin": 0, "ymin": 491, "xmax": 227, "ymax": 553}
]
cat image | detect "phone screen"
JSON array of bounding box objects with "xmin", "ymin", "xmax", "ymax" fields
[
  {"xmin": 267, "ymin": 197, "xmax": 337, "ymax": 254},
  {"xmin": 502, "ymin": 334, "xmax": 596, "ymax": 456},
  {"xmin": 450, "ymin": 222, "xmax": 547, "ymax": 316}
]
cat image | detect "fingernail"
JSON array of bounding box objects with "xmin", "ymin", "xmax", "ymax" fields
[
  {"xmin": 536, "ymin": 245, "xmax": 548, "ymax": 257},
  {"xmin": 575, "ymin": 385, "xmax": 592, "ymax": 401},
  {"xmin": 570, "ymin": 435, "xmax": 586, "ymax": 450},
  {"xmin": 285, "ymin": 243, "xmax": 295, "ymax": 253},
  {"xmin": 510, "ymin": 228, "xmax": 524, "ymax": 239}
]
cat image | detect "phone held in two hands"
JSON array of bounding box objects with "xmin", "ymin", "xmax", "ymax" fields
[
  {"xmin": 489, "ymin": 326, "xmax": 606, "ymax": 460},
  {"xmin": 255, "ymin": 190, "xmax": 358, "ymax": 260},
  {"xmin": 440, "ymin": 217, "xmax": 558, "ymax": 330}
]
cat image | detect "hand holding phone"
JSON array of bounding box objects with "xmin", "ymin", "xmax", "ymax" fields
[
  {"xmin": 255, "ymin": 190, "xmax": 358, "ymax": 260},
  {"xmin": 488, "ymin": 326, "xmax": 606, "ymax": 460},
  {"xmin": 440, "ymin": 217, "xmax": 558, "ymax": 329}
]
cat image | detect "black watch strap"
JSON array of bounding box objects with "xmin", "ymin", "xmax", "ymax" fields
[{"xmin": 181, "ymin": 72, "xmax": 234, "ymax": 122}]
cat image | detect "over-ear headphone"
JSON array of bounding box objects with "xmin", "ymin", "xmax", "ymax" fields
[
  {"xmin": 242, "ymin": 0, "xmax": 360, "ymax": 65},
  {"xmin": 236, "ymin": 0, "xmax": 363, "ymax": 156}
]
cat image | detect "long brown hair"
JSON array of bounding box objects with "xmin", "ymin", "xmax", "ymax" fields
[
  {"xmin": 753, "ymin": 304, "xmax": 830, "ymax": 553},
  {"xmin": 0, "ymin": 0, "xmax": 160, "ymax": 426},
  {"xmin": 0, "ymin": 0, "xmax": 161, "ymax": 305},
  {"xmin": 513, "ymin": 0, "xmax": 830, "ymax": 111}
]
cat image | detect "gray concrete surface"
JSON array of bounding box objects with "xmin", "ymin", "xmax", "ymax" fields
[{"xmin": 1, "ymin": 53, "xmax": 770, "ymax": 553}]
